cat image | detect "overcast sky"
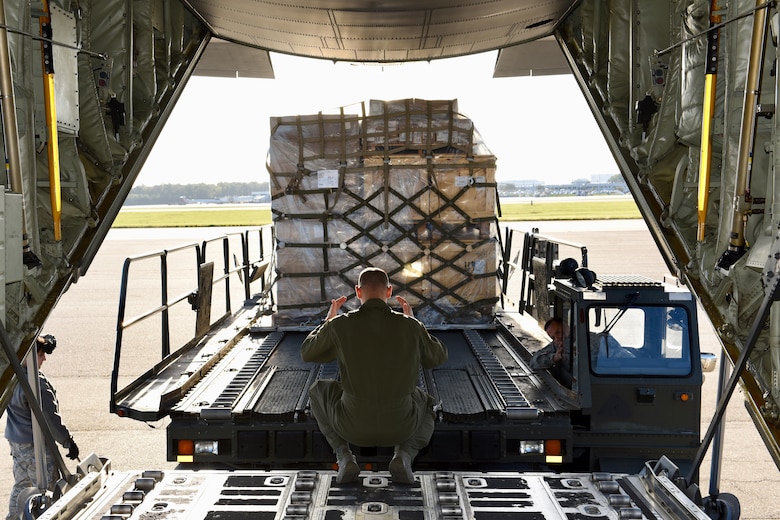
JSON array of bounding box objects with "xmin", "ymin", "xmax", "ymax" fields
[{"xmin": 136, "ymin": 51, "xmax": 619, "ymax": 187}]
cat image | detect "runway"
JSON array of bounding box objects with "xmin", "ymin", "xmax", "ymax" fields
[{"xmin": 1, "ymin": 221, "xmax": 778, "ymax": 518}]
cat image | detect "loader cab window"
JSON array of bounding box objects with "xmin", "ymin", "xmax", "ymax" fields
[{"xmin": 588, "ymin": 305, "xmax": 692, "ymax": 376}]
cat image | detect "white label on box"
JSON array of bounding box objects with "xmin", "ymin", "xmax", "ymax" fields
[
  {"xmin": 455, "ymin": 175, "xmax": 486, "ymax": 187},
  {"xmin": 318, "ymin": 170, "xmax": 340, "ymax": 189}
]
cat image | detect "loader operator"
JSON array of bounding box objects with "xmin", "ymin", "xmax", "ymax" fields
[
  {"xmin": 5, "ymin": 335, "xmax": 79, "ymax": 520},
  {"xmin": 301, "ymin": 267, "xmax": 447, "ymax": 485},
  {"xmin": 530, "ymin": 317, "xmax": 572, "ymax": 385},
  {"xmin": 530, "ymin": 317, "xmax": 567, "ymax": 370}
]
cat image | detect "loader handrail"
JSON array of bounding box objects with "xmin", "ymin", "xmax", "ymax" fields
[
  {"xmin": 110, "ymin": 226, "xmax": 273, "ymax": 415},
  {"xmin": 498, "ymin": 226, "xmax": 588, "ymax": 320}
]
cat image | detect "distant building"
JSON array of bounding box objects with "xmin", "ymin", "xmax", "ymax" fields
[
  {"xmin": 251, "ymin": 191, "xmax": 271, "ymax": 203},
  {"xmin": 591, "ymin": 174, "xmax": 613, "ymax": 183},
  {"xmin": 499, "ymin": 176, "xmax": 628, "ymax": 197},
  {"xmin": 179, "ymin": 196, "xmax": 224, "ymax": 205}
]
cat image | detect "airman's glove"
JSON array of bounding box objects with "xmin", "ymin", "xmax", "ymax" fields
[{"xmin": 66, "ymin": 439, "xmax": 79, "ymax": 460}]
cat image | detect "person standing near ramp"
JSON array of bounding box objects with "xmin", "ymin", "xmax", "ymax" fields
[{"xmin": 5, "ymin": 335, "xmax": 79, "ymax": 519}]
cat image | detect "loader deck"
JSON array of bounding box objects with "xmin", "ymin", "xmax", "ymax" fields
[{"xmin": 112, "ymin": 309, "xmax": 576, "ymax": 467}]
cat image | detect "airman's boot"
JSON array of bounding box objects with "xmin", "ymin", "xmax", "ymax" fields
[
  {"xmin": 388, "ymin": 447, "xmax": 414, "ymax": 484},
  {"xmin": 335, "ymin": 445, "xmax": 359, "ymax": 484}
]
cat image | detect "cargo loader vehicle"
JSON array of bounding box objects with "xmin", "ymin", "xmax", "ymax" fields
[{"xmin": 109, "ymin": 227, "xmax": 711, "ymax": 476}]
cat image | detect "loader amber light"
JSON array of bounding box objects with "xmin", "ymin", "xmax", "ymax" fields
[
  {"xmin": 545, "ymin": 439, "xmax": 562, "ymax": 456},
  {"xmin": 178, "ymin": 439, "xmax": 195, "ymax": 455},
  {"xmin": 676, "ymin": 392, "xmax": 693, "ymax": 402},
  {"xmin": 531, "ymin": 439, "xmax": 563, "ymax": 463}
]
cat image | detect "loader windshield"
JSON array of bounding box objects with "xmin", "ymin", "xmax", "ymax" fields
[{"xmin": 588, "ymin": 305, "xmax": 692, "ymax": 376}]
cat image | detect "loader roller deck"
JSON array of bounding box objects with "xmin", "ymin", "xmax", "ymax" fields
[{"xmin": 112, "ymin": 310, "xmax": 575, "ymax": 467}]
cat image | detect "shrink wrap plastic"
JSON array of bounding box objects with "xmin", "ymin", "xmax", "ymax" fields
[{"xmin": 268, "ymin": 99, "xmax": 499, "ymax": 326}]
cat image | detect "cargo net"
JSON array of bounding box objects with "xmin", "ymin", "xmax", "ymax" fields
[{"xmin": 268, "ymin": 99, "xmax": 500, "ymax": 327}]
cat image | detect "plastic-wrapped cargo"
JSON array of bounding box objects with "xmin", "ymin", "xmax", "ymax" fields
[
  {"xmin": 268, "ymin": 112, "xmax": 362, "ymax": 216},
  {"xmin": 364, "ymin": 99, "xmax": 493, "ymax": 157},
  {"xmin": 268, "ymin": 99, "xmax": 499, "ymax": 326}
]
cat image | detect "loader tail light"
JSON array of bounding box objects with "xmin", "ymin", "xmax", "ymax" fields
[
  {"xmin": 544, "ymin": 439, "xmax": 563, "ymax": 464},
  {"xmin": 177, "ymin": 439, "xmax": 195, "ymax": 455},
  {"xmin": 545, "ymin": 439, "xmax": 564, "ymax": 464},
  {"xmin": 545, "ymin": 439, "xmax": 562, "ymax": 456},
  {"xmin": 518, "ymin": 439, "xmax": 564, "ymax": 463}
]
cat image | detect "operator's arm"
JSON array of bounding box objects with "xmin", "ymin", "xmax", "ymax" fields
[{"xmin": 530, "ymin": 343, "xmax": 556, "ymax": 370}]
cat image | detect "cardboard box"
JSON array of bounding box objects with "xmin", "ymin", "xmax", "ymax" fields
[{"xmin": 362, "ymin": 154, "xmax": 496, "ymax": 222}]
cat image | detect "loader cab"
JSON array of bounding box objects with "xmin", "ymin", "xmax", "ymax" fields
[
  {"xmin": 552, "ymin": 275, "xmax": 704, "ymax": 473},
  {"xmin": 504, "ymin": 230, "xmax": 708, "ymax": 471}
]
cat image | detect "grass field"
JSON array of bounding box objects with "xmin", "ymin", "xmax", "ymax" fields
[{"xmin": 113, "ymin": 198, "xmax": 641, "ymax": 228}]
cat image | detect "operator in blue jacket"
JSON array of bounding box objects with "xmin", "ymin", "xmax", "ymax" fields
[
  {"xmin": 5, "ymin": 335, "xmax": 79, "ymax": 519},
  {"xmin": 301, "ymin": 267, "xmax": 447, "ymax": 485}
]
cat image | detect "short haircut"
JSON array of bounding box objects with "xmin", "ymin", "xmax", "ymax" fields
[
  {"xmin": 358, "ymin": 267, "xmax": 390, "ymax": 291},
  {"xmin": 543, "ymin": 317, "xmax": 563, "ymax": 333}
]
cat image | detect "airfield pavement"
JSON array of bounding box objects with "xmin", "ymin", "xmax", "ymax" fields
[{"xmin": 0, "ymin": 220, "xmax": 778, "ymax": 518}]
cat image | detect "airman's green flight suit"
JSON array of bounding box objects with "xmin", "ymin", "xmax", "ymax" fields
[{"xmin": 301, "ymin": 299, "xmax": 447, "ymax": 458}]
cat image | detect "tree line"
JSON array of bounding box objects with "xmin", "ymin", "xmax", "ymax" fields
[
  {"xmin": 126, "ymin": 181, "xmax": 271, "ymax": 205},
  {"xmin": 126, "ymin": 177, "xmax": 624, "ymax": 206}
]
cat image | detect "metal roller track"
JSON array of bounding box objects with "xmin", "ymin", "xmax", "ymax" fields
[
  {"xmin": 463, "ymin": 329, "xmax": 540, "ymax": 420},
  {"xmin": 204, "ymin": 332, "xmax": 285, "ymax": 415}
]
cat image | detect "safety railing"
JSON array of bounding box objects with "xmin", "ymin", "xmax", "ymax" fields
[
  {"xmin": 497, "ymin": 226, "xmax": 588, "ymax": 316},
  {"xmin": 110, "ymin": 226, "xmax": 273, "ymax": 413}
]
